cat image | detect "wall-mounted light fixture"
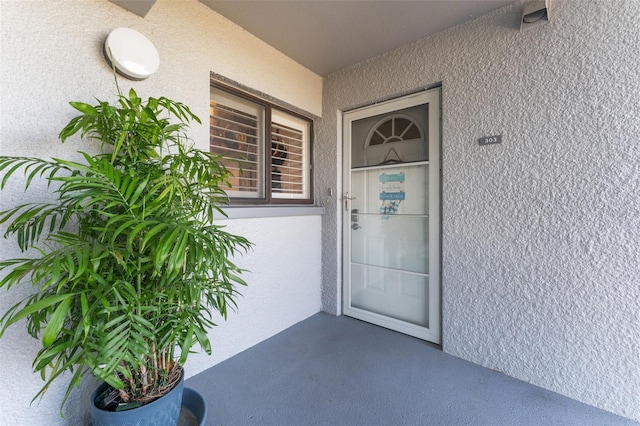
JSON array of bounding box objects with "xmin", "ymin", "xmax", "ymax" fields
[
  {"xmin": 104, "ymin": 28, "xmax": 159, "ymax": 80},
  {"xmin": 520, "ymin": 0, "xmax": 550, "ymax": 30}
]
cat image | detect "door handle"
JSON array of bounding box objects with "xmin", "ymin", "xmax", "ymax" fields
[{"xmin": 343, "ymin": 193, "xmax": 356, "ymax": 211}]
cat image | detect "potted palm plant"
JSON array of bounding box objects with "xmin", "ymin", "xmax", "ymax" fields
[{"xmin": 0, "ymin": 86, "xmax": 251, "ymax": 424}]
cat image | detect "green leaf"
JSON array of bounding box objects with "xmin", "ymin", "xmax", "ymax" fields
[
  {"xmin": 0, "ymin": 294, "xmax": 70, "ymax": 338},
  {"xmin": 80, "ymin": 292, "xmax": 90, "ymax": 340},
  {"xmin": 42, "ymin": 296, "xmax": 72, "ymax": 347},
  {"xmin": 192, "ymin": 323, "xmax": 211, "ymax": 355},
  {"xmin": 69, "ymin": 102, "xmax": 97, "ymax": 116},
  {"xmin": 178, "ymin": 323, "xmax": 194, "ymax": 364}
]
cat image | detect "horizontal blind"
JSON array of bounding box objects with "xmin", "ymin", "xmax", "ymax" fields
[
  {"xmin": 271, "ymin": 110, "xmax": 309, "ymax": 199},
  {"xmin": 210, "ymin": 88, "xmax": 264, "ymax": 198}
]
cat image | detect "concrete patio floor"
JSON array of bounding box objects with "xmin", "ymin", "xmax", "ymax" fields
[{"xmin": 186, "ymin": 313, "xmax": 636, "ymax": 426}]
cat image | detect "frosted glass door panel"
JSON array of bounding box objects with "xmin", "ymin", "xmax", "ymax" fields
[
  {"xmin": 350, "ymin": 164, "xmax": 429, "ymax": 274},
  {"xmin": 350, "ymin": 215, "xmax": 428, "ymax": 274},
  {"xmin": 351, "ymin": 164, "xmax": 428, "ymax": 215},
  {"xmin": 349, "ymin": 163, "xmax": 430, "ymax": 326},
  {"xmin": 351, "ymin": 263, "xmax": 429, "ymax": 327}
]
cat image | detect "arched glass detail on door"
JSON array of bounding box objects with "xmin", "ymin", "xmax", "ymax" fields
[
  {"xmin": 365, "ymin": 114, "xmax": 423, "ymax": 147},
  {"xmin": 352, "ymin": 109, "xmax": 427, "ymax": 168}
]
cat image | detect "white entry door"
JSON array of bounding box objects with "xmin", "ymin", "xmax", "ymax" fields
[{"xmin": 342, "ymin": 89, "xmax": 441, "ymax": 343}]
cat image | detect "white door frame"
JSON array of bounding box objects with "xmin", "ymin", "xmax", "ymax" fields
[{"xmin": 341, "ymin": 88, "xmax": 441, "ymax": 343}]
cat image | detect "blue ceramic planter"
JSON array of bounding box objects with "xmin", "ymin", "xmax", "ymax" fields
[
  {"xmin": 180, "ymin": 387, "xmax": 207, "ymax": 426},
  {"xmin": 91, "ymin": 373, "xmax": 184, "ymax": 426}
]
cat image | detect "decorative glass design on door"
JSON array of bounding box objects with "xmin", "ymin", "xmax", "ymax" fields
[{"xmin": 343, "ymin": 89, "xmax": 440, "ymax": 343}]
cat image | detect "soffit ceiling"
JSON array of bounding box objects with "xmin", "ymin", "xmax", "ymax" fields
[{"xmin": 200, "ymin": 0, "xmax": 515, "ymax": 76}]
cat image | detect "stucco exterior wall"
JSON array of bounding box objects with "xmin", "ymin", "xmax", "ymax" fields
[
  {"xmin": 319, "ymin": 0, "xmax": 640, "ymax": 421},
  {"xmin": 0, "ymin": 0, "xmax": 322, "ymax": 424}
]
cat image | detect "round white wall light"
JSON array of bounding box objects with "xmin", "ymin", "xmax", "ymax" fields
[{"xmin": 104, "ymin": 28, "xmax": 159, "ymax": 80}]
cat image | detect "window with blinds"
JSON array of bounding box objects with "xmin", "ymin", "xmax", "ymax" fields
[
  {"xmin": 210, "ymin": 88, "xmax": 265, "ymax": 199},
  {"xmin": 271, "ymin": 110, "xmax": 310, "ymax": 199},
  {"xmin": 210, "ymin": 84, "xmax": 313, "ymax": 204}
]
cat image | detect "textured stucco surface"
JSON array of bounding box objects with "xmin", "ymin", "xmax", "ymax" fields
[
  {"xmin": 0, "ymin": 0, "xmax": 322, "ymax": 424},
  {"xmin": 319, "ymin": 0, "xmax": 640, "ymax": 421}
]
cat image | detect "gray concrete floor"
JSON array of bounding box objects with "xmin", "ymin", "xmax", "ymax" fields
[{"xmin": 186, "ymin": 313, "xmax": 636, "ymax": 426}]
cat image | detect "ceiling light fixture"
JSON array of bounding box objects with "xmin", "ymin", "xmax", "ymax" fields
[{"xmin": 520, "ymin": 0, "xmax": 550, "ymax": 31}]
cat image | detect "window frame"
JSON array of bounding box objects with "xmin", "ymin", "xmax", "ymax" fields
[{"xmin": 210, "ymin": 81, "xmax": 314, "ymax": 205}]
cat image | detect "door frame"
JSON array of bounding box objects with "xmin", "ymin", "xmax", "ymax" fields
[{"xmin": 341, "ymin": 88, "xmax": 441, "ymax": 343}]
